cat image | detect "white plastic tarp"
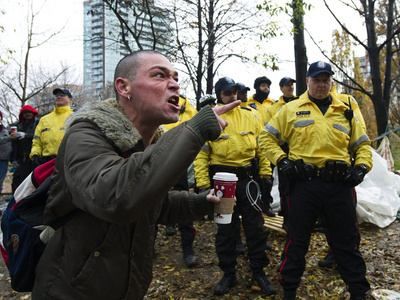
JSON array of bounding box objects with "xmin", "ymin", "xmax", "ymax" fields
[
  {"xmin": 270, "ymin": 151, "xmax": 400, "ymax": 228},
  {"xmin": 356, "ymin": 151, "xmax": 400, "ymax": 228}
]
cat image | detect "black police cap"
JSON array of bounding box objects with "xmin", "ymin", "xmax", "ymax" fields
[
  {"xmin": 306, "ymin": 61, "xmax": 334, "ymax": 78},
  {"xmin": 279, "ymin": 77, "xmax": 296, "ymax": 87},
  {"xmin": 53, "ymin": 88, "xmax": 73, "ymax": 98}
]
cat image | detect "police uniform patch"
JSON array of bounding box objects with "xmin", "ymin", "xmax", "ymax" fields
[{"xmin": 296, "ymin": 111, "xmax": 311, "ymax": 116}]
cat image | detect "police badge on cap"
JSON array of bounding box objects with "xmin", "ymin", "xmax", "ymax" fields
[{"xmin": 306, "ymin": 61, "xmax": 334, "ymax": 78}]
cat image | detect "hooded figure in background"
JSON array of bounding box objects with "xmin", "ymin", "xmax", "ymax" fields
[
  {"xmin": 10, "ymin": 105, "xmax": 39, "ymax": 192},
  {"xmin": 246, "ymin": 76, "xmax": 275, "ymax": 125}
]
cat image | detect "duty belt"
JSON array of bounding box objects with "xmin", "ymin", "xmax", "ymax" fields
[
  {"xmin": 209, "ymin": 164, "xmax": 255, "ymax": 179},
  {"xmin": 292, "ymin": 160, "xmax": 351, "ymax": 182}
]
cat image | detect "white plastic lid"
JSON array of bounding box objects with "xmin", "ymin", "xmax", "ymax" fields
[{"xmin": 212, "ymin": 172, "xmax": 238, "ymax": 182}]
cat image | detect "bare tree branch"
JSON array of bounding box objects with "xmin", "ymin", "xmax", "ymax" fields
[
  {"xmin": 323, "ymin": 0, "xmax": 368, "ymax": 50},
  {"xmin": 305, "ymin": 28, "xmax": 372, "ymax": 98}
]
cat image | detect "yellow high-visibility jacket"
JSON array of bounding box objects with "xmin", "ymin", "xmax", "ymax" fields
[
  {"xmin": 333, "ymin": 93, "xmax": 366, "ymax": 131},
  {"xmin": 162, "ymin": 96, "xmax": 197, "ymax": 131},
  {"xmin": 330, "ymin": 85, "xmax": 366, "ymax": 131},
  {"xmin": 246, "ymin": 95, "xmax": 275, "ymax": 125},
  {"xmin": 30, "ymin": 106, "xmax": 73, "ymax": 158},
  {"xmin": 261, "ymin": 92, "xmax": 372, "ymax": 169},
  {"xmin": 194, "ymin": 105, "xmax": 272, "ymax": 189},
  {"xmin": 265, "ymin": 96, "xmax": 300, "ymax": 124}
]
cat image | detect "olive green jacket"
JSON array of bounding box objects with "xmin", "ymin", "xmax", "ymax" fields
[{"xmin": 32, "ymin": 99, "xmax": 220, "ymax": 300}]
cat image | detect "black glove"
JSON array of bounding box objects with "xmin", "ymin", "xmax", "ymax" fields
[
  {"xmin": 345, "ymin": 164, "xmax": 369, "ymax": 187},
  {"xmin": 259, "ymin": 176, "xmax": 273, "ymax": 203},
  {"xmin": 277, "ymin": 158, "xmax": 296, "ymax": 179},
  {"xmin": 259, "ymin": 176, "xmax": 274, "ymax": 215},
  {"xmin": 31, "ymin": 156, "xmax": 41, "ymax": 167}
]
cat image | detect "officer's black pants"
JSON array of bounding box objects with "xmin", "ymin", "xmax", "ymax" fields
[
  {"xmin": 278, "ymin": 174, "xmax": 290, "ymax": 229},
  {"xmin": 178, "ymin": 222, "xmax": 196, "ymax": 254},
  {"xmin": 215, "ymin": 176, "xmax": 268, "ymax": 275},
  {"xmin": 170, "ymin": 170, "xmax": 196, "ymax": 254},
  {"xmin": 279, "ymin": 178, "xmax": 370, "ymax": 296}
]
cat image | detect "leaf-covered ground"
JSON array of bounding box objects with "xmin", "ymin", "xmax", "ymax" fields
[
  {"xmin": 0, "ymin": 194, "xmax": 399, "ymax": 299},
  {"xmin": 146, "ymin": 220, "xmax": 400, "ymax": 299}
]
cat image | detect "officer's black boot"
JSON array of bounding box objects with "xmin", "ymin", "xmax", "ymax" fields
[
  {"xmin": 283, "ymin": 289, "xmax": 297, "ymax": 300},
  {"xmin": 214, "ymin": 273, "xmax": 237, "ymax": 296},
  {"xmin": 182, "ymin": 248, "xmax": 198, "ymax": 268},
  {"xmin": 252, "ymin": 272, "xmax": 276, "ymax": 296},
  {"xmin": 318, "ymin": 251, "xmax": 335, "ymax": 268},
  {"xmin": 165, "ymin": 225, "xmax": 177, "ymax": 236}
]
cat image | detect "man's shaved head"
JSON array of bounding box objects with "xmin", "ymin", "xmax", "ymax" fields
[{"xmin": 114, "ymin": 50, "xmax": 162, "ymax": 82}]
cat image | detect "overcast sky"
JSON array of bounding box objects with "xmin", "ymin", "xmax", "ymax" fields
[{"xmin": 1, "ymin": 0, "xmax": 365, "ymax": 99}]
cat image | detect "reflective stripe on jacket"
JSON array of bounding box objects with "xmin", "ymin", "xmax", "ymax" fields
[
  {"xmin": 194, "ymin": 105, "xmax": 272, "ymax": 189},
  {"xmin": 261, "ymin": 92, "xmax": 372, "ymax": 169}
]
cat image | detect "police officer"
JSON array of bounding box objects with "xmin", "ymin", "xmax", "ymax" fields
[
  {"xmin": 247, "ymin": 76, "xmax": 275, "ymax": 124},
  {"xmin": 30, "ymin": 88, "xmax": 73, "ymax": 166},
  {"xmin": 194, "ymin": 77, "xmax": 276, "ymax": 296},
  {"xmin": 318, "ymin": 85, "xmax": 367, "ymax": 269},
  {"xmin": 236, "ymin": 82, "xmax": 250, "ymax": 103},
  {"xmin": 265, "ymin": 76, "xmax": 298, "ymax": 229},
  {"xmin": 232, "ymin": 82, "xmax": 250, "ymax": 253},
  {"xmin": 162, "ymin": 95, "xmax": 199, "ymax": 267},
  {"xmin": 262, "ymin": 61, "xmax": 372, "ymax": 300},
  {"xmin": 241, "ymin": 79, "xmax": 276, "ymax": 217},
  {"xmin": 265, "ymin": 77, "xmax": 297, "ymax": 124}
]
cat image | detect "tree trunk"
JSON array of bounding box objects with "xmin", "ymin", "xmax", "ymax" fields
[
  {"xmin": 205, "ymin": 0, "xmax": 215, "ymax": 95},
  {"xmin": 292, "ymin": 0, "xmax": 307, "ymax": 95},
  {"xmin": 382, "ymin": 0, "xmax": 394, "ymax": 113},
  {"xmin": 372, "ymin": 94, "xmax": 389, "ymax": 137},
  {"xmin": 195, "ymin": 0, "xmax": 203, "ymax": 109},
  {"xmin": 364, "ymin": 0, "xmax": 387, "ymax": 136}
]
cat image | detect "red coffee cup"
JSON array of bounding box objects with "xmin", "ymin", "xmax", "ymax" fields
[
  {"xmin": 213, "ymin": 172, "xmax": 238, "ymax": 224},
  {"xmin": 10, "ymin": 126, "xmax": 17, "ymax": 134}
]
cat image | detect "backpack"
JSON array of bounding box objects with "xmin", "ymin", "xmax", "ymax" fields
[{"xmin": 0, "ymin": 159, "xmax": 56, "ymax": 292}]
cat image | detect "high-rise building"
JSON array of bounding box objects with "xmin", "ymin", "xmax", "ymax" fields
[{"xmin": 83, "ymin": 0, "xmax": 173, "ymax": 98}]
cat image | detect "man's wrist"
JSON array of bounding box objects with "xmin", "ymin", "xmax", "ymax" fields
[{"xmin": 187, "ymin": 106, "xmax": 221, "ymax": 141}]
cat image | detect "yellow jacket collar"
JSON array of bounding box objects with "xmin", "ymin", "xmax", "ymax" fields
[
  {"xmin": 54, "ymin": 105, "xmax": 72, "ymax": 114},
  {"xmin": 297, "ymin": 92, "xmax": 347, "ymax": 110}
]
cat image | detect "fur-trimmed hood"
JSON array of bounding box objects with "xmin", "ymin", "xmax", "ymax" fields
[{"xmin": 67, "ymin": 98, "xmax": 141, "ymax": 153}]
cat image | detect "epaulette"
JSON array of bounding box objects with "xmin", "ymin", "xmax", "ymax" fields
[
  {"xmin": 249, "ymin": 103, "xmax": 258, "ymax": 110},
  {"xmin": 240, "ymin": 106, "xmax": 252, "ymax": 111}
]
